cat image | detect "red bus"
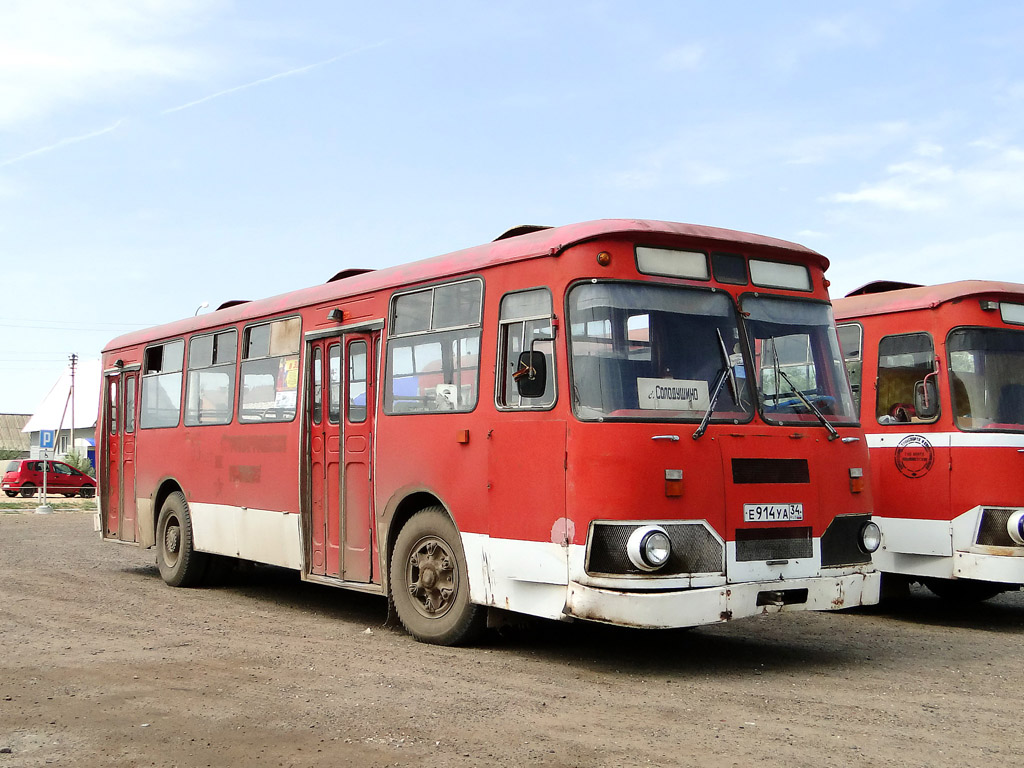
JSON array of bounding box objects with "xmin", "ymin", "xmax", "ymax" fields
[
  {"xmin": 98, "ymin": 219, "xmax": 880, "ymax": 644},
  {"xmin": 835, "ymin": 280, "xmax": 1024, "ymax": 602}
]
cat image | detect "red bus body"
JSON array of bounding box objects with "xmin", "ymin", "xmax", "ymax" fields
[
  {"xmin": 835, "ymin": 281, "xmax": 1024, "ymax": 600},
  {"xmin": 98, "ymin": 220, "xmax": 879, "ymax": 643}
]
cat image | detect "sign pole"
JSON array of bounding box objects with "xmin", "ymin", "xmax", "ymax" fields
[{"xmin": 35, "ymin": 446, "xmax": 53, "ymax": 515}]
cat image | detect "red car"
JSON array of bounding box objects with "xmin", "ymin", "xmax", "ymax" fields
[{"xmin": 2, "ymin": 459, "xmax": 96, "ymax": 498}]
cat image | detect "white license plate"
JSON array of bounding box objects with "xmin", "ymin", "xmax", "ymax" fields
[{"xmin": 743, "ymin": 503, "xmax": 804, "ymax": 522}]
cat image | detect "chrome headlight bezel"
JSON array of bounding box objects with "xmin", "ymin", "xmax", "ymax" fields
[{"xmin": 626, "ymin": 525, "xmax": 672, "ymax": 571}]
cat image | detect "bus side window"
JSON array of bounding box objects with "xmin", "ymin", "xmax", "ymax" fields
[
  {"xmin": 141, "ymin": 339, "xmax": 185, "ymax": 429},
  {"xmin": 876, "ymin": 332, "xmax": 937, "ymax": 424},
  {"xmin": 384, "ymin": 279, "xmax": 483, "ymax": 415},
  {"xmin": 239, "ymin": 317, "xmax": 301, "ymax": 423},
  {"xmin": 497, "ymin": 288, "xmax": 555, "ymax": 409}
]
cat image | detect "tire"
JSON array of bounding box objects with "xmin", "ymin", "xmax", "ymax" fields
[
  {"xmin": 4, "ymin": 491, "xmax": 17, "ymax": 498},
  {"xmin": 19, "ymin": 483, "xmax": 36, "ymax": 498},
  {"xmin": 79, "ymin": 486, "xmax": 95, "ymax": 499},
  {"xmin": 389, "ymin": 506, "xmax": 485, "ymax": 646},
  {"xmin": 923, "ymin": 577, "xmax": 1006, "ymax": 603},
  {"xmin": 155, "ymin": 491, "xmax": 209, "ymax": 587}
]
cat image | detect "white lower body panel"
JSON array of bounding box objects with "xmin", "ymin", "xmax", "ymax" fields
[
  {"xmin": 874, "ymin": 506, "xmax": 1024, "ymax": 584},
  {"xmin": 189, "ymin": 502, "xmax": 302, "ymax": 571}
]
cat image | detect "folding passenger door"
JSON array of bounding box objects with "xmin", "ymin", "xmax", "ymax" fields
[
  {"xmin": 339, "ymin": 331, "xmax": 377, "ymax": 583},
  {"xmin": 307, "ymin": 338, "xmax": 342, "ymax": 576},
  {"xmin": 306, "ymin": 325, "xmax": 379, "ymax": 583},
  {"xmin": 102, "ymin": 368, "xmax": 138, "ymax": 541}
]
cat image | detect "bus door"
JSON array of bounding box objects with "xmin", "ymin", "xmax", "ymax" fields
[
  {"xmin": 307, "ymin": 339, "xmax": 341, "ymax": 576},
  {"xmin": 103, "ymin": 368, "xmax": 138, "ymax": 541},
  {"xmin": 306, "ymin": 328, "xmax": 378, "ymax": 582}
]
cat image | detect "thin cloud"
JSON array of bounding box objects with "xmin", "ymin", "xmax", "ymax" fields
[
  {"xmin": 162, "ymin": 41, "xmax": 388, "ymax": 115},
  {"xmin": 0, "ymin": 119, "xmax": 124, "ymax": 168}
]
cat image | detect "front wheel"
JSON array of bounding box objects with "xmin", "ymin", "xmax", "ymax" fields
[
  {"xmin": 923, "ymin": 577, "xmax": 1006, "ymax": 603},
  {"xmin": 156, "ymin": 491, "xmax": 208, "ymax": 587},
  {"xmin": 389, "ymin": 507, "xmax": 485, "ymax": 646},
  {"xmin": 4, "ymin": 490, "xmax": 16, "ymax": 498}
]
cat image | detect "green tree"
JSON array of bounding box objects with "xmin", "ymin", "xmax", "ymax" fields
[
  {"xmin": 62, "ymin": 451, "xmax": 95, "ymax": 476},
  {"xmin": 0, "ymin": 449, "xmax": 21, "ymax": 462}
]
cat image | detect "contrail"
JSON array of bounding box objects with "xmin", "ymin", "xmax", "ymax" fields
[
  {"xmin": 0, "ymin": 120, "xmax": 124, "ymax": 168},
  {"xmin": 162, "ymin": 41, "xmax": 388, "ymax": 115}
]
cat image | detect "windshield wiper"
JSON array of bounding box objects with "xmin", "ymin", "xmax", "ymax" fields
[
  {"xmin": 692, "ymin": 367, "xmax": 730, "ymax": 441},
  {"xmin": 768, "ymin": 337, "xmax": 839, "ymax": 441}
]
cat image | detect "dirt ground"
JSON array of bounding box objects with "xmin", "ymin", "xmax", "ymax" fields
[{"xmin": 2, "ymin": 508, "xmax": 1023, "ymax": 768}]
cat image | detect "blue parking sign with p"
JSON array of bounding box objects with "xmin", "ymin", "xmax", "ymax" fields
[{"xmin": 40, "ymin": 430, "xmax": 55, "ymax": 449}]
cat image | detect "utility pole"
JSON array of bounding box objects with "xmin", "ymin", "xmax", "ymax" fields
[{"xmin": 69, "ymin": 354, "xmax": 77, "ymax": 460}]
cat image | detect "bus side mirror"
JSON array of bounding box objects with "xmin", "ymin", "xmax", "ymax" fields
[
  {"xmin": 514, "ymin": 350, "xmax": 548, "ymax": 399},
  {"xmin": 914, "ymin": 379, "xmax": 938, "ymax": 419}
]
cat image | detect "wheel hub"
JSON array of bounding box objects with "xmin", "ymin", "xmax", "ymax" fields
[
  {"xmin": 407, "ymin": 537, "xmax": 457, "ymax": 619},
  {"xmin": 164, "ymin": 524, "xmax": 181, "ymax": 556}
]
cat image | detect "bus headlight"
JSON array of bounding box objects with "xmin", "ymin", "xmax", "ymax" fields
[
  {"xmin": 1007, "ymin": 511, "xmax": 1024, "ymax": 546},
  {"xmin": 626, "ymin": 526, "xmax": 672, "ymax": 571},
  {"xmin": 859, "ymin": 521, "xmax": 882, "ymax": 554}
]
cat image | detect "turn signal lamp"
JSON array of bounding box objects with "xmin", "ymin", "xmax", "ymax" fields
[
  {"xmin": 596, "ymin": 251, "xmax": 612, "ymax": 267},
  {"xmin": 665, "ymin": 469, "xmax": 683, "ymax": 497},
  {"xmin": 849, "ymin": 467, "xmax": 864, "ymax": 494}
]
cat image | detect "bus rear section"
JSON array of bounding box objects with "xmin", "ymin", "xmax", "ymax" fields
[
  {"xmin": 99, "ymin": 219, "xmax": 879, "ymax": 645},
  {"xmin": 836, "ymin": 280, "xmax": 1024, "ymax": 602}
]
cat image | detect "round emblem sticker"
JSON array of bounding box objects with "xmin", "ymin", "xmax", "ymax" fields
[{"xmin": 894, "ymin": 435, "xmax": 934, "ymax": 478}]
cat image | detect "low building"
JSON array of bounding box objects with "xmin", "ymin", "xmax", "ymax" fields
[
  {"xmin": 0, "ymin": 414, "xmax": 32, "ymax": 459},
  {"xmin": 22, "ymin": 359, "xmax": 101, "ymax": 471}
]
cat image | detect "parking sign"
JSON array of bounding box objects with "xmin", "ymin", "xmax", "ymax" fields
[{"xmin": 40, "ymin": 430, "xmax": 55, "ymax": 449}]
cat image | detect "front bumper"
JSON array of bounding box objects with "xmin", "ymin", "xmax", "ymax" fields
[{"xmin": 564, "ymin": 571, "xmax": 881, "ymax": 629}]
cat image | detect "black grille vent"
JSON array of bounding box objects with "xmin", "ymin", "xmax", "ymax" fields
[
  {"xmin": 732, "ymin": 458, "xmax": 810, "ymax": 484},
  {"xmin": 735, "ymin": 526, "xmax": 812, "ymax": 561},
  {"xmin": 820, "ymin": 514, "xmax": 872, "ymax": 566},
  {"xmin": 976, "ymin": 508, "xmax": 1019, "ymax": 547},
  {"xmin": 587, "ymin": 523, "xmax": 724, "ymax": 576}
]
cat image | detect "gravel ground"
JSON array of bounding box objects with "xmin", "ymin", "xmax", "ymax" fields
[{"xmin": 2, "ymin": 509, "xmax": 1023, "ymax": 768}]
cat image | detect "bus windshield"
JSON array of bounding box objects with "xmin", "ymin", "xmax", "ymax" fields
[
  {"xmin": 568, "ymin": 283, "xmax": 754, "ymax": 421},
  {"xmin": 742, "ymin": 296, "xmax": 857, "ymax": 426},
  {"xmin": 949, "ymin": 327, "xmax": 1024, "ymax": 431}
]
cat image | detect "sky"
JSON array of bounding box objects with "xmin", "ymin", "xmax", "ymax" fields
[{"xmin": 2, "ymin": 1, "xmax": 1024, "ymax": 414}]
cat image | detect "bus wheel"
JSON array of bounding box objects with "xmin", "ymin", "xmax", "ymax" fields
[
  {"xmin": 156, "ymin": 491, "xmax": 208, "ymax": 588},
  {"xmin": 389, "ymin": 507, "xmax": 485, "ymax": 646},
  {"xmin": 19, "ymin": 483, "xmax": 36, "ymax": 498},
  {"xmin": 923, "ymin": 577, "xmax": 1005, "ymax": 603}
]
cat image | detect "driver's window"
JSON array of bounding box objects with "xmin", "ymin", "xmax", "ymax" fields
[
  {"xmin": 496, "ymin": 288, "xmax": 555, "ymax": 409},
  {"xmin": 877, "ymin": 332, "xmax": 937, "ymax": 424}
]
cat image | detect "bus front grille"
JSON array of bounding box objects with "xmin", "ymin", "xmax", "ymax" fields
[
  {"xmin": 586, "ymin": 522, "xmax": 724, "ymax": 576},
  {"xmin": 976, "ymin": 508, "xmax": 1020, "ymax": 547},
  {"xmin": 735, "ymin": 526, "xmax": 813, "ymax": 562},
  {"xmin": 820, "ymin": 514, "xmax": 872, "ymax": 566}
]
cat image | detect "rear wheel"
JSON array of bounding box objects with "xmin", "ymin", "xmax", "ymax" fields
[
  {"xmin": 79, "ymin": 486, "xmax": 95, "ymax": 499},
  {"xmin": 19, "ymin": 483, "xmax": 36, "ymax": 498},
  {"xmin": 389, "ymin": 506, "xmax": 485, "ymax": 646},
  {"xmin": 156, "ymin": 491, "xmax": 208, "ymax": 587},
  {"xmin": 923, "ymin": 577, "xmax": 1006, "ymax": 603}
]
